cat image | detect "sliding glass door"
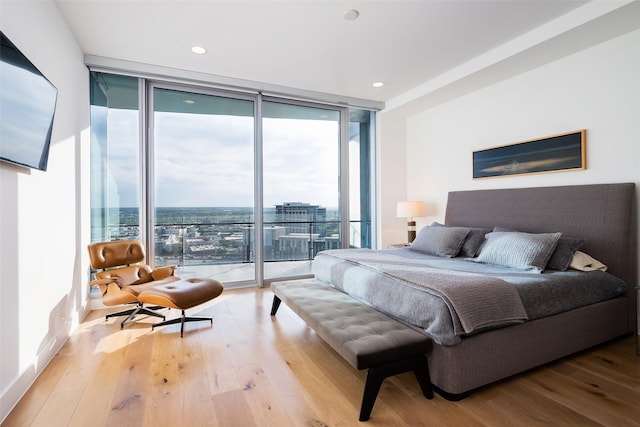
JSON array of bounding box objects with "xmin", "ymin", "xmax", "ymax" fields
[
  {"xmin": 90, "ymin": 71, "xmax": 374, "ymax": 288},
  {"xmin": 149, "ymin": 85, "xmax": 256, "ymax": 284},
  {"xmin": 262, "ymin": 100, "xmax": 342, "ymax": 281}
]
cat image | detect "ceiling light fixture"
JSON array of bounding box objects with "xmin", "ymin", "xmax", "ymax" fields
[
  {"xmin": 184, "ymin": 99, "xmax": 195, "ymax": 104},
  {"xmin": 190, "ymin": 46, "xmax": 207, "ymax": 55},
  {"xmin": 344, "ymin": 9, "xmax": 359, "ymax": 21},
  {"xmin": 372, "ymin": 81, "xmax": 384, "ymax": 88}
]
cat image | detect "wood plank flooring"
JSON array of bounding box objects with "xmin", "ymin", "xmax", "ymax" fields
[{"xmin": 3, "ymin": 287, "xmax": 639, "ymax": 426}]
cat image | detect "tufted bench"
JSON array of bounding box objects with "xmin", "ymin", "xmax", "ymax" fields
[{"xmin": 270, "ymin": 279, "xmax": 433, "ymax": 421}]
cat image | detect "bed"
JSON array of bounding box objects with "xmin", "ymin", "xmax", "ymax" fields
[{"xmin": 310, "ymin": 183, "xmax": 637, "ymax": 398}]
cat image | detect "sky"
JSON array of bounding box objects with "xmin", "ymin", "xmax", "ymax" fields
[{"xmin": 103, "ymin": 108, "xmax": 340, "ymax": 209}]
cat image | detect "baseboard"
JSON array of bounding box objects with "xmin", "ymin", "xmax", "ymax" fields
[{"xmin": 0, "ymin": 304, "xmax": 90, "ymax": 423}]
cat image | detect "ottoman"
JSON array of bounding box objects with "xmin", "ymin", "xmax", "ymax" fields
[{"xmin": 138, "ymin": 277, "xmax": 224, "ymax": 337}]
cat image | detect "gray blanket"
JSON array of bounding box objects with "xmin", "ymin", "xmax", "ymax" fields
[{"xmin": 313, "ymin": 249, "xmax": 528, "ymax": 345}]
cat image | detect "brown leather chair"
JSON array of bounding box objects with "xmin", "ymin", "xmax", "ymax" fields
[{"xmin": 87, "ymin": 240, "xmax": 181, "ymax": 329}]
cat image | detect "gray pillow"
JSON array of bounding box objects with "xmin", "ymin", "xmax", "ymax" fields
[
  {"xmin": 493, "ymin": 226, "xmax": 585, "ymax": 271},
  {"xmin": 431, "ymin": 222, "xmax": 490, "ymax": 257},
  {"xmin": 546, "ymin": 237, "xmax": 586, "ymax": 270},
  {"xmin": 472, "ymin": 231, "xmax": 562, "ymax": 273},
  {"xmin": 410, "ymin": 225, "xmax": 470, "ymax": 257}
]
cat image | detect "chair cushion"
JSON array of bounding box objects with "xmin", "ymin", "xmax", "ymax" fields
[
  {"xmin": 95, "ymin": 265, "xmax": 181, "ymax": 295},
  {"xmin": 95, "ymin": 264, "xmax": 154, "ymax": 287},
  {"xmin": 88, "ymin": 240, "xmax": 146, "ymax": 269},
  {"xmin": 123, "ymin": 276, "xmax": 182, "ymax": 296},
  {"xmin": 137, "ymin": 278, "xmax": 224, "ymax": 310}
]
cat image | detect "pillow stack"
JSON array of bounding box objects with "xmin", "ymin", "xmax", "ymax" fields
[
  {"xmin": 409, "ymin": 223, "xmax": 591, "ymax": 273},
  {"xmin": 410, "ymin": 223, "xmax": 489, "ymax": 258}
]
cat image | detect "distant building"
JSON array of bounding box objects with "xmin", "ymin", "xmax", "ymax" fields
[
  {"xmin": 275, "ymin": 202, "xmax": 327, "ymax": 237},
  {"xmin": 270, "ymin": 202, "xmax": 332, "ymax": 260}
]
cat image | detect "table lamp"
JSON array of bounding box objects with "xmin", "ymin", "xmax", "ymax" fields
[{"xmin": 397, "ymin": 201, "xmax": 426, "ymax": 243}]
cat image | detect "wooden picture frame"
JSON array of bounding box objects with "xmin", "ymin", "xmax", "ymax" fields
[{"xmin": 472, "ymin": 130, "xmax": 586, "ymax": 179}]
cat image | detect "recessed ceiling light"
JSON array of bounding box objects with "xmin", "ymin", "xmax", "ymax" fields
[
  {"xmin": 190, "ymin": 46, "xmax": 207, "ymax": 55},
  {"xmin": 372, "ymin": 81, "xmax": 384, "ymax": 88},
  {"xmin": 184, "ymin": 99, "xmax": 195, "ymax": 104},
  {"xmin": 344, "ymin": 9, "xmax": 359, "ymax": 21}
]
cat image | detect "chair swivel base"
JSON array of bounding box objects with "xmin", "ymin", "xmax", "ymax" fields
[
  {"xmin": 151, "ymin": 310, "xmax": 212, "ymax": 337},
  {"xmin": 106, "ymin": 302, "xmax": 166, "ymax": 329},
  {"xmin": 138, "ymin": 278, "xmax": 224, "ymax": 337}
]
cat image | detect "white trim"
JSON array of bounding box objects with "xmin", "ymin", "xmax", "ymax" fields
[
  {"xmin": 85, "ymin": 55, "xmax": 384, "ymax": 111},
  {"xmin": 339, "ymin": 108, "xmax": 350, "ymax": 248},
  {"xmin": 0, "ymin": 307, "xmax": 89, "ymax": 421},
  {"xmin": 255, "ymin": 94, "xmax": 265, "ymax": 286}
]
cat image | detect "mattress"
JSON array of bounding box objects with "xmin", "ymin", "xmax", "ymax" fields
[{"xmin": 312, "ymin": 248, "xmax": 627, "ymax": 346}]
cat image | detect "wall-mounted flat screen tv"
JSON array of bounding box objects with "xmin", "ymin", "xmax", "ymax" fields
[{"xmin": 1, "ymin": 31, "xmax": 58, "ymax": 171}]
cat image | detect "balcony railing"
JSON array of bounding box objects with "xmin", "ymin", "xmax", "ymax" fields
[{"xmin": 98, "ymin": 219, "xmax": 370, "ymax": 269}]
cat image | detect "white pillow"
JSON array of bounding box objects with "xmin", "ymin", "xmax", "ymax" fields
[{"xmin": 569, "ymin": 251, "xmax": 608, "ymax": 272}]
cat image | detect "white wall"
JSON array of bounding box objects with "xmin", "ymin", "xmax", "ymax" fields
[
  {"xmin": 0, "ymin": 1, "xmax": 90, "ymax": 421},
  {"xmin": 376, "ymin": 113, "xmax": 409, "ymax": 248},
  {"xmin": 402, "ymin": 29, "xmax": 640, "ymax": 235}
]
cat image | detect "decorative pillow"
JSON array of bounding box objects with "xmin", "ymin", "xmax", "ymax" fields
[
  {"xmin": 472, "ymin": 231, "xmax": 562, "ymax": 273},
  {"xmin": 569, "ymin": 251, "xmax": 608, "ymax": 272},
  {"xmin": 431, "ymin": 222, "xmax": 490, "ymax": 257},
  {"xmin": 546, "ymin": 237, "xmax": 587, "ymax": 271},
  {"xmin": 410, "ymin": 225, "xmax": 470, "ymax": 258},
  {"xmin": 493, "ymin": 226, "xmax": 585, "ymax": 271}
]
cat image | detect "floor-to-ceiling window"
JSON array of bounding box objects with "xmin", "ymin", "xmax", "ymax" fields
[
  {"xmin": 348, "ymin": 108, "xmax": 374, "ymax": 249},
  {"xmin": 262, "ymin": 99, "xmax": 341, "ymax": 281},
  {"xmin": 90, "ymin": 71, "xmax": 375, "ymax": 288},
  {"xmin": 149, "ymin": 85, "xmax": 257, "ymax": 283},
  {"xmin": 90, "ymin": 73, "xmax": 141, "ymax": 243}
]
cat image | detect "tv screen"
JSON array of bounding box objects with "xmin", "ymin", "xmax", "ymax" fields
[{"xmin": 0, "ymin": 31, "xmax": 58, "ymax": 171}]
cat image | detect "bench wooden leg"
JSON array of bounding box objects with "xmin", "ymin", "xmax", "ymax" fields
[
  {"xmin": 359, "ymin": 354, "xmax": 433, "ymax": 422},
  {"xmin": 360, "ymin": 370, "xmax": 384, "ymax": 422},
  {"xmin": 412, "ymin": 357, "xmax": 434, "ymax": 400},
  {"xmin": 270, "ymin": 295, "xmax": 282, "ymax": 315}
]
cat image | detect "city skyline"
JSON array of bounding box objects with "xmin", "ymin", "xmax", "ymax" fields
[
  {"xmin": 93, "ymin": 203, "xmax": 348, "ymax": 265},
  {"xmin": 99, "ymin": 203, "xmax": 341, "ymax": 210}
]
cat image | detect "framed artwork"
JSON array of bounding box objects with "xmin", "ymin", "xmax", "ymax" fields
[{"xmin": 472, "ymin": 130, "xmax": 586, "ymax": 179}]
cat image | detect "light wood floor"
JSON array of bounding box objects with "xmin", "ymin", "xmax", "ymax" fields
[{"xmin": 4, "ymin": 288, "xmax": 639, "ymax": 427}]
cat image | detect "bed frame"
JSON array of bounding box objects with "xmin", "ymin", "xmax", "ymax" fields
[
  {"xmin": 431, "ymin": 182, "xmax": 637, "ymax": 397},
  {"xmin": 271, "ymin": 183, "xmax": 637, "ymax": 409}
]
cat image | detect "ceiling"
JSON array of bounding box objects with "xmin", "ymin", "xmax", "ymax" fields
[{"xmin": 56, "ymin": 0, "xmax": 640, "ymax": 113}]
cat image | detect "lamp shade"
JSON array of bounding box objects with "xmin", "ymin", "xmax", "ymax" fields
[{"xmin": 396, "ymin": 201, "xmax": 426, "ymax": 218}]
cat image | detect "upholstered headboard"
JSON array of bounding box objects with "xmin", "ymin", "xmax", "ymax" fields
[{"xmin": 445, "ymin": 183, "xmax": 637, "ymax": 331}]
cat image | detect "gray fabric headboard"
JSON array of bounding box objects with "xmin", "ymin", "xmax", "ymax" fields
[{"xmin": 445, "ymin": 183, "xmax": 637, "ymax": 331}]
